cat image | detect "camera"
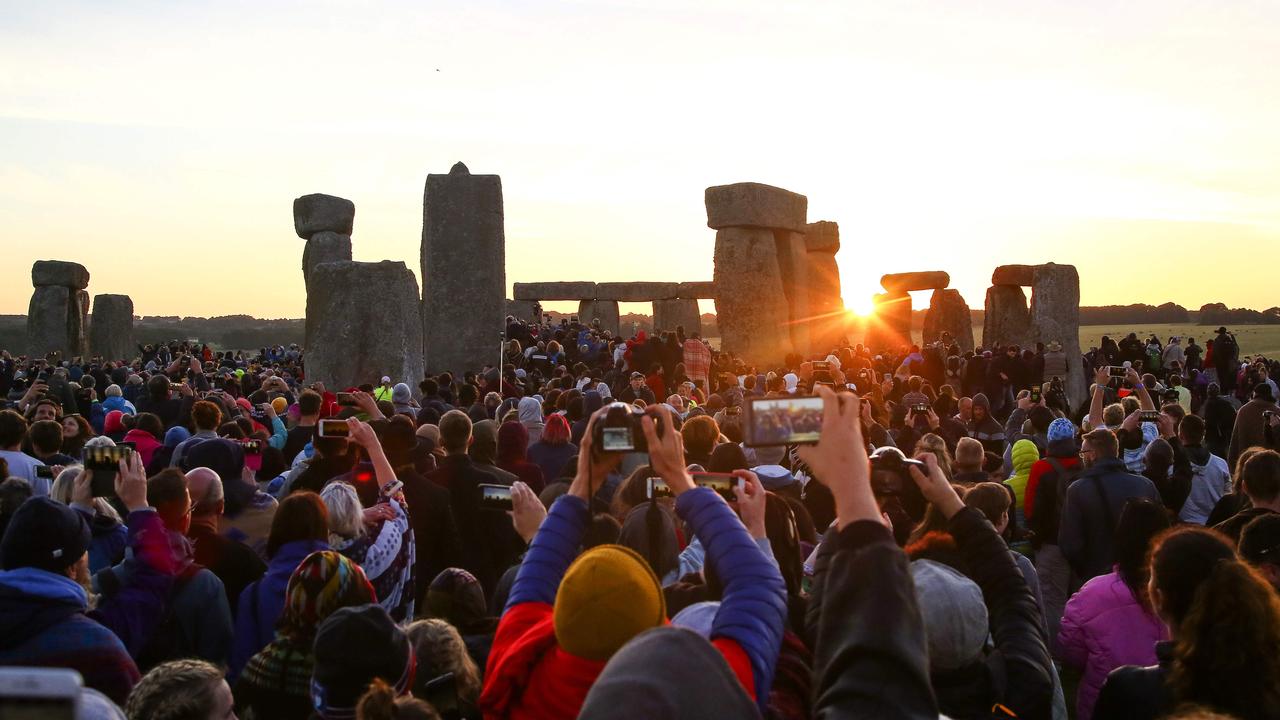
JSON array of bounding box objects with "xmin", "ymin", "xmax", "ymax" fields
[
  {"xmin": 744, "ymin": 396, "xmax": 823, "ymax": 447},
  {"xmin": 869, "ymin": 446, "xmax": 926, "ymax": 516},
  {"xmin": 592, "ymin": 402, "xmax": 666, "ymax": 453},
  {"xmin": 478, "ymin": 484, "xmax": 513, "ymax": 511}
]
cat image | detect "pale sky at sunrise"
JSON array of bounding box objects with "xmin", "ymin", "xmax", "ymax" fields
[{"xmin": 2, "ymin": 0, "xmax": 1278, "ymax": 319}]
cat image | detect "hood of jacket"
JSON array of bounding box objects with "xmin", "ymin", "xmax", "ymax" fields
[
  {"xmin": 497, "ymin": 421, "xmax": 531, "ymax": 463},
  {"xmin": 1012, "ymin": 439, "xmax": 1040, "ymax": 477},
  {"xmin": 518, "ymin": 397, "xmax": 544, "ymax": 427},
  {"xmin": 0, "ymin": 567, "xmax": 88, "ymax": 649}
]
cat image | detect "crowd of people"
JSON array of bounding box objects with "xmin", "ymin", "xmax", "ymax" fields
[{"xmin": 2, "ymin": 318, "xmax": 1279, "ymax": 720}]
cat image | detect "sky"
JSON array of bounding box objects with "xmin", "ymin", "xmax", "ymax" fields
[{"xmin": 2, "ymin": 0, "xmax": 1278, "ymax": 319}]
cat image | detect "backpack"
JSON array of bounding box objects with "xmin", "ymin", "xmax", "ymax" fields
[
  {"xmin": 1028, "ymin": 457, "xmax": 1084, "ymax": 549},
  {"xmin": 98, "ymin": 562, "xmax": 204, "ymax": 673}
]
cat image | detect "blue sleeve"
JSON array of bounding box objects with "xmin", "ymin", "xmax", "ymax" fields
[
  {"xmin": 676, "ymin": 487, "xmax": 787, "ymax": 708},
  {"xmin": 506, "ymin": 494, "xmax": 590, "ymax": 610},
  {"xmin": 268, "ymin": 417, "xmax": 287, "ymax": 450}
]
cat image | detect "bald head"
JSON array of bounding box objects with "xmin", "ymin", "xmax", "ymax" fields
[{"xmin": 185, "ymin": 467, "xmax": 224, "ymax": 516}]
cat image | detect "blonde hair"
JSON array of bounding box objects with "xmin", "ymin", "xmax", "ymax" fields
[
  {"xmin": 320, "ymin": 482, "xmax": 364, "ymax": 542},
  {"xmin": 955, "ymin": 437, "xmax": 984, "ymax": 472},
  {"xmin": 49, "ymin": 465, "xmax": 121, "ymax": 523},
  {"xmin": 914, "ymin": 433, "xmax": 953, "ymax": 479},
  {"xmin": 405, "ymin": 619, "xmax": 482, "ymax": 705}
]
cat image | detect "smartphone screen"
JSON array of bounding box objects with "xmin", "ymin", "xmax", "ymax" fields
[
  {"xmin": 647, "ymin": 477, "xmax": 672, "ymax": 499},
  {"xmin": 84, "ymin": 444, "xmax": 134, "ymax": 473},
  {"xmin": 478, "ymin": 484, "xmax": 513, "ymax": 510},
  {"xmin": 744, "ymin": 396, "xmax": 824, "ymax": 447},
  {"xmin": 691, "ymin": 472, "xmax": 741, "ymax": 501},
  {"xmin": 318, "ymin": 419, "xmax": 350, "ymax": 438},
  {"xmin": 1139, "ymin": 411, "xmax": 1161, "ymax": 422},
  {"xmin": 337, "ymin": 392, "xmax": 357, "ymax": 406},
  {"xmin": 1029, "ymin": 385, "xmax": 1042, "ymax": 403},
  {"xmin": 35, "ymin": 466, "xmax": 55, "ymax": 480},
  {"xmin": 240, "ymin": 439, "xmax": 263, "ymax": 454},
  {"xmin": 1108, "ymin": 366, "xmax": 1127, "ymax": 378}
]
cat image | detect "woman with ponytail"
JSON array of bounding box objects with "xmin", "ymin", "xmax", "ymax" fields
[{"xmin": 1094, "ymin": 526, "xmax": 1280, "ymax": 720}]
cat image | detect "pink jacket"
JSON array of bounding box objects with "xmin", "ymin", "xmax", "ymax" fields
[{"xmin": 1054, "ymin": 569, "xmax": 1168, "ymax": 720}]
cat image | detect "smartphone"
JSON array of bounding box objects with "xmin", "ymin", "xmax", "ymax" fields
[
  {"xmin": 744, "ymin": 395, "xmax": 824, "ymax": 447},
  {"xmin": 883, "ymin": 373, "xmax": 892, "ymax": 382},
  {"xmin": 0, "ymin": 667, "xmax": 81, "ymax": 720},
  {"xmin": 910, "ymin": 403, "xmax": 930, "ymax": 414},
  {"xmin": 691, "ymin": 472, "xmax": 744, "ymax": 501},
  {"xmin": 478, "ymin": 483, "xmax": 513, "ymax": 511},
  {"xmin": 84, "ymin": 443, "xmax": 134, "ymax": 473},
  {"xmin": 337, "ymin": 392, "xmax": 357, "ymax": 407},
  {"xmin": 169, "ymin": 382, "xmax": 185, "ymax": 392},
  {"xmin": 317, "ymin": 418, "xmax": 350, "ymax": 438},
  {"xmin": 35, "ymin": 466, "xmax": 55, "ymax": 480},
  {"xmin": 1139, "ymin": 411, "xmax": 1161, "ymax": 423},
  {"xmin": 647, "ymin": 477, "xmax": 672, "ymax": 499},
  {"xmin": 811, "ymin": 360, "xmax": 830, "ymax": 372},
  {"xmin": 1029, "ymin": 385, "xmax": 1042, "ymax": 403},
  {"xmin": 240, "ymin": 439, "xmax": 263, "ymax": 454},
  {"xmin": 1108, "ymin": 366, "xmax": 1128, "ymax": 378}
]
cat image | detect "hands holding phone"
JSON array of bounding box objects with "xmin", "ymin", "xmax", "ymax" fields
[
  {"xmin": 641, "ymin": 404, "xmax": 694, "ymax": 496},
  {"xmin": 509, "ymin": 481, "xmax": 547, "ymax": 544},
  {"xmin": 796, "ymin": 385, "xmax": 880, "ymax": 529},
  {"xmin": 732, "ymin": 470, "xmax": 767, "ymax": 539},
  {"xmin": 571, "ymin": 407, "xmax": 625, "ymax": 500}
]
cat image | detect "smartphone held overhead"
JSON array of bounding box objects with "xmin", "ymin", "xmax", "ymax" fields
[{"xmin": 744, "ymin": 396, "xmax": 823, "ymax": 447}]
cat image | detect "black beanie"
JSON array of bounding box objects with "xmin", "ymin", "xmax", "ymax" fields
[
  {"xmin": 311, "ymin": 604, "xmax": 415, "ymax": 716},
  {"xmin": 1, "ymin": 497, "xmax": 91, "ymax": 573}
]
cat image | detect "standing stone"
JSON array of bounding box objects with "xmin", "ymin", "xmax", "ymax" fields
[
  {"xmin": 69, "ymin": 290, "xmax": 90, "ymax": 357},
  {"xmin": 422, "ymin": 162, "xmax": 505, "ymax": 375},
  {"xmin": 1029, "ymin": 263, "xmax": 1084, "ymax": 406},
  {"xmin": 922, "ymin": 289, "xmax": 974, "ymax": 351},
  {"xmin": 866, "ymin": 292, "xmax": 912, "ymax": 352},
  {"xmin": 293, "ymin": 194, "xmax": 355, "ymax": 238},
  {"xmin": 578, "ymin": 300, "xmax": 621, "ymax": 336},
  {"xmin": 302, "ymin": 232, "xmax": 353, "ymax": 285},
  {"xmin": 773, "ymin": 230, "xmax": 812, "ymax": 355},
  {"xmin": 306, "ymin": 261, "xmax": 425, "ymax": 391},
  {"xmin": 31, "ymin": 260, "xmax": 90, "ymax": 289},
  {"xmin": 652, "ymin": 299, "xmax": 702, "ymax": 337},
  {"xmin": 302, "ymin": 231, "xmax": 354, "ymax": 349},
  {"xmin": 712, "ymin": 227, "xmax": 794, "ymax": 365},
  {"xmin": 26, "ymin": 286, "xmax": 72, "ymax": 357},
  {"xmin": 982, "ymin": 285, "xmax": 1032, "ymax": 349},
  {"xmin": 804, "ymin": 221, "xmax": 844, "ymax": 352},
  {"xmin": 89, "ymin": 294, "xmax": 135, "ymax": 361}
]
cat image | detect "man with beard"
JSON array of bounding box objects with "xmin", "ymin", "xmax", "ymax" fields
[
  {"xmin": 1058, "ymin": 428, "xmax": 1161, "ymax": 581},
  {"xmin": 966, "ymin": 393, "xmax": 1007, "ymax": 455}
]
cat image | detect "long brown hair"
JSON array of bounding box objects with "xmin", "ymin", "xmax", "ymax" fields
[{"xmin": 1150, "ymin": 526, "xmax": 1280, "ymax": 719}]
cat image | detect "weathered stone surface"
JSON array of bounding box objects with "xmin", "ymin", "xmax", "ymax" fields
[
  {"xmin": 773, "ymin": 230, "xmax": 812, "ymax": 355},
  {"xmin": 865, "ymin": 292, "xmax": 912, "ymax": 352},
  {"xmin": 982, "ymin": 285, "xmax": 1032, "ymax": 350},
  {"xmin": 505, "ymin": 300, "xmax": 541, "ymax": 324},
  {"xmin": 89, "ymin": 294, "xmax": 135, "ymax": 361},
  {"xmin": 594, "ymin": 282, "xmax": 680, "ymax": 302},
  {"xmin": 293, "ymin": 194, "xmax": 355, "ymax": 239},
  {"xmin": 712, "ymin": 227, "xmax": 794, "ymax": 364},
  {"xmin": 26, "ymin": 286, "xmax": 72, "ymax": 357},
  {"xmin": 652, "ymin": 299, "xmax": 702, "ymax": 336},
  {"xmin": 577, "ymin": 300, "xmax": 620, "ymax": 336},
  {"xmin": 302, "ymin": 232, "xmax": 353, "ymax": 285},
  {"xmin": 880, "ymin": 271, "xmax": 950, "ymax": 293},
  {"xmin": 705, "ymin": 182, "xmax": 808, "ymax": 233},
  {"xmin": 302, "ymin": 232, "xmax": 353, "ymax": 348},
  {"xmin": 31, "ymin": 260, "xmax": 90, "ymax": 289},
  {"xmin": 69, "ymin": 290, "xmax": 90, "ymax": 357},
  {"xmin": 806, "ymin": 251, "xmax": 847, "ymax": 354},
  {"xmin": 804, "ymin": 221, "xmax": 840, "ymax": 253},
  {"xmin": 512, "ymin": 282, "xmax": 597, "ymax": 301},
  {"xmin": 676, "ymin": 281, "xmax": 716, "ymax": 299},
  {"xmin": 1029, "ymin": 263, "xmax": 1084, "ymax": 406},
  {"xmin": 307, "ymin": 261, "xmax": 424, "ymax": 390},
  {"xmin": 922, "ymin": 289, "xmax": 974, "ymax": 351},
  {"xmin": 422, "ymin": 163, "xmax": 505, "ymax": 374},
  {"xmin": 992, "ymin": 264, "xmax": 1036, "ymax": 286}
]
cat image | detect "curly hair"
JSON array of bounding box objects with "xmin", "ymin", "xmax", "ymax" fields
[
  {"xmin": 1151, "ymin": 526, "xmax": 1280, "ymax": 719},
  {"xmin": 125, "ymin": 659, "xmax": 225, "ymax": 720}
]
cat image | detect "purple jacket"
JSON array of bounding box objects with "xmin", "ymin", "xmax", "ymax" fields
[
  {"xmin": 229, "ymin": 537, "xmax": 329, "ymax": 679},
  {"xmin": 1055, "ymin": 569, "xmax": 1168, "ymax": 720}
]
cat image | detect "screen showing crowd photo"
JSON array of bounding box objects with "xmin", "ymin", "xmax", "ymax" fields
[{"xmin": 747, "ymin": 396, "xmax": 824, "ymax": 446}]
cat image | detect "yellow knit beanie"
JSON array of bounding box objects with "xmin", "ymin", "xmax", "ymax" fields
[{"xmin": 553, "ymin": 544, "xmax": 666, "ymax": 661}]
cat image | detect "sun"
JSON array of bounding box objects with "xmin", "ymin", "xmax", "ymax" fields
[{"xmin": 846, "ymin": 296, "xmax": 875, "ymax": 317}]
